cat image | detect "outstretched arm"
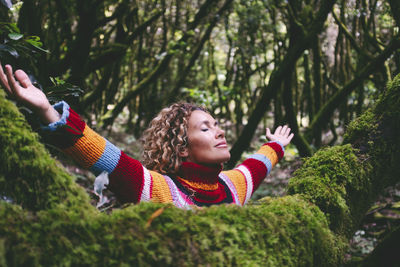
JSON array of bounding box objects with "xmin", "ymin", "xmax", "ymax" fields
[
  {"xmin": 0, "ymin": 63, "xmax": 150, "ymax": 204},
  {"xmin": 0, "ymin": 63, "xmax": 60, "ymax": 123},
  {"xmin": 222, "ymin": 125, "xmax": 294, "ymax": 205}
]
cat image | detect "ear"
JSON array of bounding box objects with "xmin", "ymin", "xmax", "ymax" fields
[{"xmin": 179, "ymin": 147, "xmax": 189, "ymax": 158}]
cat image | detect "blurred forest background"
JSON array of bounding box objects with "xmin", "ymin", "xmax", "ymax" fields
[{"xmin": 0, "ymin": 0, "xmax": 399, "ymax": 264}]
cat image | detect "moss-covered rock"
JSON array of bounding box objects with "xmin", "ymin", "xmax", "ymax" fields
[
  {"xmin": 287, "ymin": 145, "xmax": 372, "ymax": 238},
  {"xmin": 0, "ymin": 91, "xmax": 93, "ymax": 212},
  {"xmin": 288, "ymin": 74, "xmax": 400, "ymax": 241},
  {"xmin": 0, "ymin": 73, "xmax": 399, "ymax": 266},
  {"xmin": 0, "ymin": 196, "xmax": 342, "ymax": 266}
]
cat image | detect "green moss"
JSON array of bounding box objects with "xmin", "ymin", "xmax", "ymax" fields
[
  {"xmin": 0, "ymin": 197, "xmax": 342, "ymax": 266},
  {"xmin": 346, "ymin": 73, "xmax": 400, "ymax": 191},
  {"xmin": 287, "ymin": 145, "xmax": 372, "ymax": 237},
  {"xmin": 0, "ymin": 91, "xmax": 92, "ymax": 212},
  {"xmin": 343, "ymin": 110, "xmax": 377, "ymax": 146},
  {"xmin": 291, "ymin": 73, "xmax": 400, "ymax": 240},
  {"xmin": 375, "ymin": 74, "xmax": 400, "ymax": 118}
]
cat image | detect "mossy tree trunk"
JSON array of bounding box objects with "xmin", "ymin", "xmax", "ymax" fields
[{"xmin": 0, "ymin": 73, "xmax": 399, "ymax": 265}]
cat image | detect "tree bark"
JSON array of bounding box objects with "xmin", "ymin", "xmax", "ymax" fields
[{"xmin": 388, "ymin": 0, "xmax": 400, "ymax": 28}]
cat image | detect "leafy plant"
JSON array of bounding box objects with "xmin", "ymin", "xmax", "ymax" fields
[
  {"xmin": 46, "ymin": 77, "xmax": 83, "ymax": 104},
  {"xmin": 0, "ymin": 22, "xmax": 82, "ymax": 123},
  {"xmin": 0, "ymin": 22, "xmax": 48, "ymax": 68}
]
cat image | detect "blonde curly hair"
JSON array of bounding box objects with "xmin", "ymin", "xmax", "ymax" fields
[{"xmin": 141, "ymin": 102, "xmax": 208, "ymax": 174}]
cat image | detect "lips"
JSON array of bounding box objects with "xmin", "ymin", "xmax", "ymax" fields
[{"xmin": 215, "ymin": 141, "xmax": 228, "ymax": 148}]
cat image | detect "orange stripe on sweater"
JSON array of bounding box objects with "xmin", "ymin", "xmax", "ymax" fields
[
  {"xmin": 258, "ymin": 145, "xmax": 279, "ymax": 166},
  {"xmin": 222, "ymin": 170, "xmax": 247, "ymax": 205},
  {"xmin": 150, "ymin": 171, "xmax": 173, "ymax": 203},
  {"xmin": 63, "ymin": 125, "xmax": 106, "ymax": 169},
  {"xmin": 177, "ymin": 177, "xmax": 219, "ymax": 191}
]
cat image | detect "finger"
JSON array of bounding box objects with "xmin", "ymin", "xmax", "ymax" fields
[
  {"xmin": 278, "ymin": 125, "xmax": 287, "ymax": 136},
  {"xmin": 284, "ymin": 127, "xmax": 291, "ymax": 137},
  {"xmin": 5, "ymin": 65, "xmax": 22, "ymax": 96},
  {"xmin": 0, "ymin": 63, "xmax": 12, "ymax": 94},
  {"xmin": 283, "ymin": 125, "xmax": 289, "ymax": 134},
  {"xmin": 274, "ymin": 126, "xmax": 282, "ymax": 135},
  {"xmin": 266, "ymin": 128, "xmax": 271, "ymax": 138},
  {"xmin": 14, "ymin": 69, "xmax": 33, "ymax": 88},
  {"xmin": 287, "ymin": 133, "xmax": 294, "ymax": 142}
]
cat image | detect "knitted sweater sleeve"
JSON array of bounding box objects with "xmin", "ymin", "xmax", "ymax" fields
[
  {"xmin": 221, "ymin": 141, "xmax": 284, "ymax": 205},
  {"xmin": 41, "ymin": 101, "xmax": 166, "ymax": 204}
]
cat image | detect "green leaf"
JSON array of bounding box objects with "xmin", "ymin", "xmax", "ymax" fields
[
  {"xmin": 25, "ymin": 38, "xmax": 50, "ymax": 53},
  {"xmin": 8, "ymin": 33, "xmax": 23, "ymax": 40},
  {"xmin": 47, "ymin": 79, "xmax": 84, "ymax": 102}
]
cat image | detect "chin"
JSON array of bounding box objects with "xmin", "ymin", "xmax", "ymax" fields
[{"xmin": 221, "ymin": 153, "xmax": 231, "ymax": 163}]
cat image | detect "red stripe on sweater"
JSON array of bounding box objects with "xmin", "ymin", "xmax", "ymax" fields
[
  {"xmin": 66, "ymin": 108, "xmax": 86, "ymax": 133},
  {"xmin": 242, "ymin": 158, "xmax": 268, "ymax": 192},
  {"xmin": 191, "ymin": 184, "xmax": 227, "ymax": 203},
  {"xmin": 49, "ymin": 108, "xmax": 87, "ymax": 149},
  {"xmin": 108, "ymin": 152, "xmax": 144, "ymax": 203}
]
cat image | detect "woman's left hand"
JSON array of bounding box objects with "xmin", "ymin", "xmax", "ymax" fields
[{"xmin": 266, "ymin": 125, "xmax": 294, "ymax": 147}]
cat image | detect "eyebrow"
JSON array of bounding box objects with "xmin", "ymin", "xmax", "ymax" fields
[{"xmin": 198, "ymin": 120, "xmax": 218, "ymax": 128}]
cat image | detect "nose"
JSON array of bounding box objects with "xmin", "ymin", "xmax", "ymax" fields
[{"xmin": 216, "ymin": 126, "xmax": 225, "ymax": 139}]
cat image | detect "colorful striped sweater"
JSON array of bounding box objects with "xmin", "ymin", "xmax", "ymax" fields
[{"xmin": 43, "ymin": 101, "xmax": 285, "ymax": 208}]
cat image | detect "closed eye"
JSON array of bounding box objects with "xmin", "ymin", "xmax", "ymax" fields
[{"xmin": 201, "ymin": 128, "xmax": 209, "ymax": 132}]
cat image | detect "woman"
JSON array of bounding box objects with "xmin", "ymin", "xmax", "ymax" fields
[{"xmin": 0, "ymin": 64, "xmax": 293, "ymax": 208}]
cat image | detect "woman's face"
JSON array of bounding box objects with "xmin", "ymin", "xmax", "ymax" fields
[{"xmin": 183, "ymin": 110, "xmax": 231, "ymax": 166}]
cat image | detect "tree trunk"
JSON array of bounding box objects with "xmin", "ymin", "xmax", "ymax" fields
[
  {"xmin": 388, "ymin": 0, "xmax": 400, "ymax": 28},
  {"xmin": 0, "ymin": 71, "xmax": 399, "ymax": 265},
  {"xmin": 227, "ymin": 0, "xmax": 336, "ymax": 168},
  {"xmin": 305, "ymin": 37, "xmax": 400, "ymax": 143}
]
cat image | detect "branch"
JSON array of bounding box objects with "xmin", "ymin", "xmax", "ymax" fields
[
  {"xmin": 100, "ymin": 0, "xmax": 226, "ymax": 127},
  {"xmin": 305, "ymin": 37, "xmax": 400, "ymax": 141},
  {"xmin": 227, "ymin": 0, "xmax": 336, "ymax": 168},
  {"xmin": 331, "ymin": 9, "xmax": 372, "ymax": 59},
  {"xmin": 168, "ymin": 0, "xmax": 234, "ymax": 102},
  {"xmin": 84, "ymin": 43, "xmax": 128, "ymax": 75},
  {"xmin": 126, "ymin": 11, "xmax": 164, "ymax": 44},
  {"xmin": 95, "ymin": 5, "xmax": 137, "ymax": 28},
  {"xmin": 100, "ymin": 53, "xmax": 173, "ymax": 128}
]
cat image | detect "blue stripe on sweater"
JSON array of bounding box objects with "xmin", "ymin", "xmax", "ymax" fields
[
  {"xmin": 41, "ymin": 101, "xmax": 70, "ymax": 131},
  {"xmin": 91, "ymin": 139, "xmax": 121, "ymax": 176}
]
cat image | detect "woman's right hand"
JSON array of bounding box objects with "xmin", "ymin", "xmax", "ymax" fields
[
  {"xmin": 266, "ymin": 125, "xmax": 294, "ymax": 147},
  {"xmin": 0, "ymin": 63, "xmax": 60, "ymax": 124}
]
